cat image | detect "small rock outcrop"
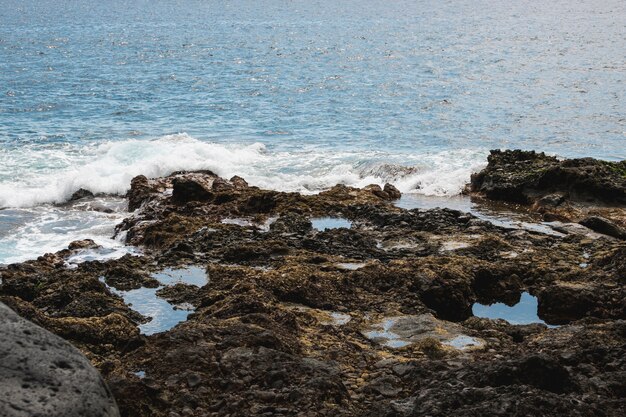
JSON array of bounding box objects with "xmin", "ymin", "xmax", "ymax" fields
[
  {"xmin": 471, "ymin": 150, "xmax": 626, "ymax": 204},
  {"xmin": 69, "ymin": 188, "xmax": 95, "ymax": 201},
  {"xmin": 0, "ymin": 302, "xmax": 120, "ymax": 417},
  {"xmin": 470, "ymin": 150, "xmax": 626, "ymax": 232}
]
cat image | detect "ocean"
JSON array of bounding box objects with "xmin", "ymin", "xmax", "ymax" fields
[{"xmin": 1, "ymin": 0, "xmax": 624, "ymax": 263}]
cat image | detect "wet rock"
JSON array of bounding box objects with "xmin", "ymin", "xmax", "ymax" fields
[
  {"xmin": 0, "ymin": 302, "xmax": 119, "ymax": 417},
  {"xmin": 172, "ymin": 176, "xmax": 215, "ymax": 203},
  {"xmin": 127, "ymin": 175, "xmax": 154, "ymax": 211},
  {"xmin": 362, "ymin": 183, "xmax": 403, "ymax": 201},
  {"xmin": 68, "ymin": 239, "xmax": 99, "ymax": 251},
  {"xmin": 365, "ymin": 375, "xmax": 403, "ymax": 397},
  {"xmin": 363, "ymin": 184, "xmax": 390, "ymax": 200},
  {"xmin": 383, "ymin": 183, "xmax": 402, "ymax": 200},
  {"xmin": 579, "ymin": 216, "xmax": 626, "ymax": 240},
  {"xmin": 89, "ymin": 203, "xmax": 115, "ymax": 213},
  {"xmin": 70, "ymin": 188, "xmax": 94, "ymax": 201},
  {"xmin": 471, "ymin": 150, "xmax": 626, "ymax": 205},
  {"xmin": 230, "ymin": 175, "xmax": 249, "ymax": 189},
  {"xmin": 2, "ymin": 161, "xmax": 625, "ymax": 417}
]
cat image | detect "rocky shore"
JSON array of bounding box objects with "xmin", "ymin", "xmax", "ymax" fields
[{"xmin": 1, "ymin": 150, "xmax": 625, "ymax": 416}]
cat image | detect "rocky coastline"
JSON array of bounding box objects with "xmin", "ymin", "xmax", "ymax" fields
[{"xmin": 1, "ymin": 150, "xmax": 625, "ymax": 416}]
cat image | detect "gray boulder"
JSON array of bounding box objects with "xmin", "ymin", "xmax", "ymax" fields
[{"xmin": 0, "ymin": 302, "xmax": 120, "ymax": 417}]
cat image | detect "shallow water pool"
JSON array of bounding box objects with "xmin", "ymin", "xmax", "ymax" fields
[
  {"xmin": 100, "ymin": 266, "xmax": 208, "ymax": 335},
  {"xmin": 152, "ymin": 266, "xmax": 208, "ymax": 287},
  {"xmin": 311, "ymin": 217, "xmax": 352, "ymax": 231},
  {"xmin": 472, "ymin": 292, "xmax": 549, "ymax": 326}
]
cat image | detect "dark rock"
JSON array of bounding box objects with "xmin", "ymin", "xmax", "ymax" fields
[
  {"xmin": 471, "ymin": 149, "xmax": 626, "ymax": 205},
  {"xmin": 537, "ymin": 285, "xmax": 596, "ymax": 324},
  {"xmin": 70, "ymin": 188, "xmax": 94, "ymax": 201},
  {"xmin": 533, "ymin": 192, "xmax": 567, "ymax": 210},
  {"xmin": 365, "ymin": 375, "xmax": 403, "ymax": 397},
  {"xmin": 172, "ymin": 177, "xmax": 214, "ymax": 203},
  {"xmin": 473, "ymin": 269, "xmax": 523, "ymax": 306},
  {"xmin": 242, "ymin": 192, "xmax": 277, "ymax": 213},
  {"xmin": 486, "ymin": 354, "xmax": 578, "ymax": 394},
  {"xmin": 383, "ymin": 183, "xmax": 402, "ymax": 200},
  {"xmin": 579, "ymin": 216, "xmax": 626, "ymax": 240},
  {"xmin": 88, "ymin": 203, "xmax": 115, "ymax": 214},
  {"xmin": 67, "ymin": 239, "xmax": 99, "ymax": 251},
  {"xmin": 363, "ymin": 184, "xmax": 390, "ymax": 200},
  {"xmin": 3, "ymin": 165, "xmax": 626, "ymax": 417},
  {"xmin": 127, "ymin": 175, "xmax": 153, "ymax": 211},
  {"xmin": 230, "ymin": 175, "xmax": 249, "ymax": 189},
  {"xmin": 269, "ymin": 213, "xmax": 312, "ymax": 235},
  {"xmin": 212, "ymin": 177, "xmax": 235, "ymax": 192},
  {"xmin": 0, "ymin": 302, "xmax": 120, "ymax": 417}
]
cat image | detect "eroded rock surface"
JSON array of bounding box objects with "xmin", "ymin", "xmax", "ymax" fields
[
  {"xmin": 1, "ymin": 157, "xmax": 625, "ymax": 416},
  {"xmin": 0, "ymin": 302, "xmax": 120, "ymax": 417},
  {"xmin": 470, "ymin": 150, "xmax": 626, "ymax": 232}
]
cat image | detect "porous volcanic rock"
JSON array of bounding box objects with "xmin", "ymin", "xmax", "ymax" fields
[
  {"xmin": 470, "ymin": 150, "xmax": 626, "ymax": 204},
  {"xmin": 0, "ymin": 302, "xmax": 120, "ymax": 417},
  {"xmin": 470, "ymin": 150, "xmax": 626, "ymax": 231}
]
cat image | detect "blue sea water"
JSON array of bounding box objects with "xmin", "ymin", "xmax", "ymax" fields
[{"xmin": 0, "ymin": 0, "xmax": 624, "ymax": 263}]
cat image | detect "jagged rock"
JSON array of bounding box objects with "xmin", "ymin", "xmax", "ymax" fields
[
  {"xmin": 366, "ymin": 375, "xmax": 403, "ymax": 397},
  {"xmin": 383, "ymin": 183, "xmax": 402, "ymax": 200},
  {"xmin": 533, "ymin": 193, "xmax": 567, "ymax": 210},
  {"xmin": 2, "ymin": 159, "xmax": 626, "ymax": 417},
  {"xmin": 70, "ymin": 188, "xmax": 94, "ymax": 201},
  {"xmin": 127, "ymin": 175, "xmax": 153, "ymax": 211},
  {"xmin": 230, "ymin": 175, "xmax": 249, "ymax": 188},
  {"xmin": 471, "ymin": 149, "xmax": 626, "ymax": 204},
  {"xmin": 0, "ymin": 302, "xmax": 120, "ymax": 417},
  {"xmin": 172, "ymin": 176, "xmax": 215, "ymax": 203}
]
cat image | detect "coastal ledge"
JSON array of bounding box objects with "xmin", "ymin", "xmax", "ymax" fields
[
  {"xmin": 469, "ymin": 150, "xmax": 626, "ymax": 237},
  {"xmin": 1, "ymin": 150, "xmax": 625, "ymax": 417}
]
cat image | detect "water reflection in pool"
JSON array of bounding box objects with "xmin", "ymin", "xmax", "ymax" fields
[
  {"xmin": 472, "ymin": 292, "xmax": 550, "ymax": 326},
  {"xmin": 311, "ymin": 217, "xmax": 352, "ymax": 231},
  {"xmin": 100, "ymin": 266, "xmax": 209, "ymax": 335}
]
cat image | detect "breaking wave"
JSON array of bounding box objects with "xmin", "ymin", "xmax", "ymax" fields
[{"xmin": 0, "ymin": 133, "xmax": 487, "ymax": 208}]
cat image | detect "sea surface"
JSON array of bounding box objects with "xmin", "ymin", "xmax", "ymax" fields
[{"xmin": 1, "ymin": 0, "xmax": 624, "ymax": 263}]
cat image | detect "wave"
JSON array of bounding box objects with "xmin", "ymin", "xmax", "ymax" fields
[
  {"xmin": 0, "ymin": 200, "xmax": 134, "ymax": 265},
  {"xmin": 0, "ymin": 133, "xmax": 488, "ymax": 208}
]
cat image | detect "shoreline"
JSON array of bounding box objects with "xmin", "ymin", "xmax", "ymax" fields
[{"xmin": 1, "ymin": 149, "xmax": 625, "ymax": 416}]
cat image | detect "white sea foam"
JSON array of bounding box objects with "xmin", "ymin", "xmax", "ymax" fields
[
  {"xmin": 0, "ymin": 199, "xmax": 133, "ymax": 265},
  {"xmin": 0, "ymin": 134, "xmax": 488, "ymax": 263},
  {"xmin": 0, "ymin": 133, "xmax": 487, "ymax": 209}
]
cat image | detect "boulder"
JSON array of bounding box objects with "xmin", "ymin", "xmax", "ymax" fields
[{"xmin": 0, "ymin": 302, "xmax": 120, "ymax": 417}]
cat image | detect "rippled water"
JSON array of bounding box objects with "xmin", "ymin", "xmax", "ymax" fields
[{"xmin": 0, "ymin": 0, "xmax": 624, "ymax": 262}]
